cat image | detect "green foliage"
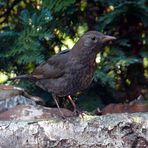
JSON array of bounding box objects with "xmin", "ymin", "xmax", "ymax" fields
[
  {"xmin": 0, "ymin": 0, "xmax": 147, "ymax": 108},
  {"xmin": 94, "ymin": 49, "xmax": 140, "ymax": 90},
  {"xmin": 43, "ymin": 0, "xmax": 76, "ymax": 13},
  {"xmin": 99, "ymin": 0, "xmax": 148, "ymax": 31},
  {"xmin": 0, "ymin": 30, "xmax": 19, "ymax": 71},
  {"xmin": 9, "ymin": 9, "xmax": 52, "ymax": 65}
]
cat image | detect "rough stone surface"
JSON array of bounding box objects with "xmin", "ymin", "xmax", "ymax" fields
[
  {"xmin": 0, "ymin": 96, "xmax": 37, "ymax": 112},
  {"xmin": 0, "ymin": 113, "xmax": 148, "ymax": 148},
  {"xmin": 0, "ymin": 105, "xmax": 73, "ymax": 120}
]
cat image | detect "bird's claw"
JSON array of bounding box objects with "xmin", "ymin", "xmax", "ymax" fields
[{"xmin": 72, "ymin": 108, "xmax": 84, "ymax": 118}]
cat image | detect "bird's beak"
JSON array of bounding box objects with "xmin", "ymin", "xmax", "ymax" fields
[{"xmin": 102, "ymin": 35, "xmax": 116, "ymax": 43}]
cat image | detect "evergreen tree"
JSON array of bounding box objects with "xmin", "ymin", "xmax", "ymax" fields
[{"xmin": 0, "ymin": 0, "xmax": 147, "ymax": 110}]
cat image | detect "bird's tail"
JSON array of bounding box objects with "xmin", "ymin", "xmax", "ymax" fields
[{"xmin": 9, "ymin": 74, "xmax": 36, "ymax": 81}]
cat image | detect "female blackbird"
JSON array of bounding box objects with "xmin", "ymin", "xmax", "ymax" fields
[{"xmin": 11, "ymin": 31, "xmax": 116, "ymax": 117}]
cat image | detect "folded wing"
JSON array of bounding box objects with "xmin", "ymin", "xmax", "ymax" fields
[{"xmin": 32, "ymin": 50, "xmax": 70, "ymax": 79}]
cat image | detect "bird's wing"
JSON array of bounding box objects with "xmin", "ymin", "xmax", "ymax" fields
[{"xmin": 32, "ymin": 50, "xmax": 70, "ymax": 79}]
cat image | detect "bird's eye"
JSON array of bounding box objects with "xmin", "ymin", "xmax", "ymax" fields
[{"xmin": 91, "ymin": 37, "xmax": 96, "ymax": 41}]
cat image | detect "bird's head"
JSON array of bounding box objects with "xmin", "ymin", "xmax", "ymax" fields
[
  {"xmin": 71, "ymin": 31, "xmax": 116, "ymax": 58},
  {"xmin": 81, "ymin": 31, "xmax": 116, "ymax": 50}
]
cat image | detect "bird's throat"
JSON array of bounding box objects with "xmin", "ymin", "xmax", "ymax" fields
[{"xmin": 71, "ymin": 46, "xmax": 98, "ymax": 64}]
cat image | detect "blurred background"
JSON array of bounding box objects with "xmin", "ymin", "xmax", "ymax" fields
[{"xmin": 0, "ymin": 0, "xmax": 147, "ymax": 111}]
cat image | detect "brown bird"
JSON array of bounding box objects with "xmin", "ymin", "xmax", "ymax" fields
[{"xmin": 10, "ymin": 31, "xmax": 116, "ymax": 117}]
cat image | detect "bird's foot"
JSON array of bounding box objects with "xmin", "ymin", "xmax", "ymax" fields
[
  {"xmin": 72, "ymin": 108, "xmax": 80, "ymax": 116},
  {"xmin": 58, "ymin": 110, "xmax": 66, "ymax": 119},
  {"xmin": 72, "ymin": 108, "xmax": 85, "ymax": 118}
]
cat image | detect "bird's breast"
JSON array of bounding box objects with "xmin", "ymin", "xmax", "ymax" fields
[
  {"xmin": 45, "ymin": 60, "xmax": 96, "ymax": 97},
  {"xmin": 79, "ymin": 62, "xmax": 96, "ymax": 89},
  {"xmin": 68, "ymin": 60, "xmax": 96, "ymax": 92}
]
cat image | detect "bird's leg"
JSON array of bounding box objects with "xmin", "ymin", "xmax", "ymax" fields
[
  {"xmin": 52, "ymin": 94, "xmax": 65, "ymax": 118},
  {"xmin": 67, "ymin": 95, "xmax": 76, "ymax": 109},
  {"xmin": 67, "ymin": 95, "xmax": 80, "ymax": 116}
]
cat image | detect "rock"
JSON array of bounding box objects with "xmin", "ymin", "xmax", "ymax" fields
[{"xmin": 0, "ymin": 105, "xmax": 73, "ymax": 120}]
